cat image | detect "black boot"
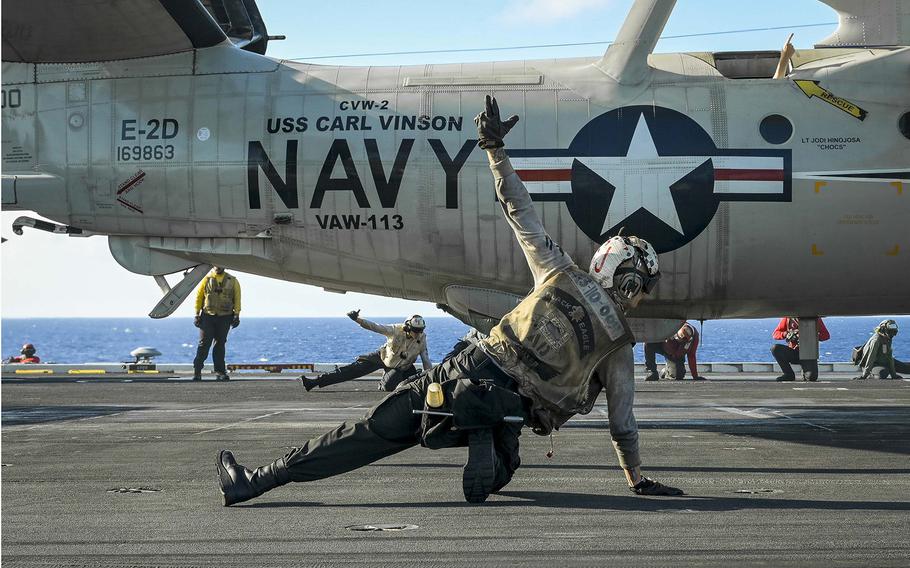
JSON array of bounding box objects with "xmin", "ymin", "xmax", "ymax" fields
[
  {"xmin": 300, "ymin": 376, "xmax": 318, "ymax": 392},
  {"xmin": 463, "ymin": 429, "xmax": 498, "ymax": 504},
  {"xmin": 216, "ymin": 450, "xmax": 290, "ymax": 506}
]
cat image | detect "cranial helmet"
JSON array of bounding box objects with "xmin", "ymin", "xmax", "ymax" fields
[
  {"xmin": 21, "ymin": 343, "xmax": 35, "ymax": 357},
  {"xmin": 677, "ymin": 323, "xmax": 694, "ymax": 339},
  {"xmin": 878, "ymin": 319, "xmax": 898, "ymax": 337},
  {"xmin": 589, "ymin": 236, "xmax": 660, "ymax": 299},
  {"xmin": 405, "ymin": 315, "xmax": 426, "ymax": 332}
]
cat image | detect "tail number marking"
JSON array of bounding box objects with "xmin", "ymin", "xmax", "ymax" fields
[{"xmin": 117, "ymin": 145, "xmax": 175, "ymax": 161}]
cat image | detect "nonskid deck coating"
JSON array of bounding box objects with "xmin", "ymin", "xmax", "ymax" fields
[{"xmin": 2, "ymin": 376, "xmax": 909, "ymax": 567}]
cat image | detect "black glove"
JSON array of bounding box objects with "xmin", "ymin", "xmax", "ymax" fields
[
  {"xmin": 231, "ymin": 315, "xmax": 240, "ymax": 329},
  {"xmin": 194, "ymin": 315, "xmax": 202, "ymax": 328},
  {"xmin": 631, "ymin": 476, "xmax": 684, "ymax": 496},
  {"xmin": 347, "ymin": 309, "xmax": 361, "ymax": 321},
  {"xmin": 474, "ymin": 95, "xmax": 519, "ymax": 149}
]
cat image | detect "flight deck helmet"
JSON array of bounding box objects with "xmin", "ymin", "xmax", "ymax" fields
[
  {"xmin": 676, "ymin": 323, "xmax": 695, "ymax": 340},
  {"xmin": 877, "ymin": 319, "xmax": 898, "ymax": 338},
  {"xmin": 20, "ymin": 343, "xmax": 35, "ymax": 357},
  {"xmin": 404, "ymin": 315, "xmax": 426, "ymax": 334},
  {"xmin": 589, "ymin": 236, "xmax": 660, "ymax": 301}
]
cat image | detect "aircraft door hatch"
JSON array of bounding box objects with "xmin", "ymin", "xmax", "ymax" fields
[
  {"xmin": 149, "ymin": 264, "xmax": 212, "ymax": 319},
  {"xmin": 713, "ymin": 51, "xmax": 781, "ymax": 79}
]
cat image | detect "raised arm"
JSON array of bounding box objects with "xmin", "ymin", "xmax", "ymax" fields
[
  {"xmin": 349, "ymin": 311, "xmax": 395, "ymax": 337},
  {"xmin": 476, "ymin": 96, "xmax": 575, "ymax": 288}
]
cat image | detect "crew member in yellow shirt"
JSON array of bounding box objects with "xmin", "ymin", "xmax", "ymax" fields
[{"xmin": 193, "ymin": 267, "xmax": 241, "ymax": 381}]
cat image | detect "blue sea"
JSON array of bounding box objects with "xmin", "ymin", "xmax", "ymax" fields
[{"xmin": 2, "ymin": 317, "xmax": 909, "ymax": 364}]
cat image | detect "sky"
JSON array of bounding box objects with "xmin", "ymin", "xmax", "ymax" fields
[{"xmin": 0, "ymin": 0, "xmax": 840, "ymax": 318}]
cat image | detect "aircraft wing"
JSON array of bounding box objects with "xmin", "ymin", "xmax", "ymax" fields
[
  {"xmin": 1, "ymin": 0, "xmax": 272, "ymax": 64},
  {"xmin": 816, "ymin": 0, "xmax": 910, "ymax": 47}
]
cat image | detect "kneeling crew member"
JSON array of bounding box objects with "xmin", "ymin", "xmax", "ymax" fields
[
  {"xmin": 216, "ymin": 96, "xmax": 682, "ymax": 508},
  {"xmin": 644, "ymin": 322, "xmax": 702, "ymax": 381},
  {"xmin": 192, "ymin": 266, "xmax": 241, "ymax": 381},
  {"xmin": 855, "ymin": 319, "xmax": 908, "ymax": 380},
  {"xmin": 771, "ymin": 316, "xmax": 829, "ymax": 382},
  {"xmin": 301, "ymin": 313, "xmax": 432, "ymax": 392},
  {"xmin": 6, "ymin": 343, "xmax": 40, "ymax": 364}
]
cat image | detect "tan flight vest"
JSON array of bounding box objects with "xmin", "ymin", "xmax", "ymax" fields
[
  {"xmin": 481, "ymin": 268, "xmax": 633, "ymax": 434},
  {"xmin": 378, "ymin": 324, "xmax": 425, "ymax": 369},
  {"xmin": 203, "ymin": 274, "xmax": 236, "ymax": 316}
]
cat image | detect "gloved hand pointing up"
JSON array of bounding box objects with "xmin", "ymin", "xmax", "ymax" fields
[{"xmin": 474, "ymin": 95, "xmax": 519, "ymax": 149}]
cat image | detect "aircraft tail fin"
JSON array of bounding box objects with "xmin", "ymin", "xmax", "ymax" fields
[
  {"xmin": 816, "ymin": 0, "xmax": 910, "ymax": 47},
  {"xmin": 595, "ymin": 0, "xmax": 676, "ymax": 85}
]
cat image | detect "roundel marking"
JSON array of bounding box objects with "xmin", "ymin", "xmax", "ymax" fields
[{"xmin": 508, "ymin": 105, "xmax": 792, "ymax": 253}]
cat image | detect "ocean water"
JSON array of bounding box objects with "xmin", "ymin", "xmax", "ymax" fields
[{"xmin": 2, "ymin": 316, "xmax": 909, "ymax": 365}]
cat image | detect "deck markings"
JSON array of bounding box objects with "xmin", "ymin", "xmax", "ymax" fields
[{"xmin": 193, "ymin": 411, "xmax": 285, "ymax": 435}]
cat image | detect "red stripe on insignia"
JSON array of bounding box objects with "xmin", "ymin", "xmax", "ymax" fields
[
  {"xmin": 715, "ymin": 169, "xmax": 784, "ymax": 181},
  {"xmin": 515, "ymin": 169, "xmax": 572, "ymax": 182}
]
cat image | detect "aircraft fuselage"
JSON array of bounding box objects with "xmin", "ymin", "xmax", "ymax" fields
[{"xmin": 2, "ymin": 44, "xmax": 909, "ymax": 319}]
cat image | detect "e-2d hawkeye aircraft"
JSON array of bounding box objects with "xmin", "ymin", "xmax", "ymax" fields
[{"xmin": 2, "ymin": 0, "xmax": 909, "ymax": 352}]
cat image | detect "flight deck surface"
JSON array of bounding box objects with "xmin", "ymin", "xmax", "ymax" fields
[{"xmin": 2, "ymin": 375, "xmax": 909, "ymax": 567}]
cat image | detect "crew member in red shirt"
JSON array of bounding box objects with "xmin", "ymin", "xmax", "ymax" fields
[
  {"xmin": 771, "ymin": 317, "xmax": 830, "ymax": 382},
  {"xmin": 644, "ymin": 322, "xmax": 703, "ymax": 381},
  {"xmin": 6, "ymin": 343, "xmax": 40, "ymax": 364}
]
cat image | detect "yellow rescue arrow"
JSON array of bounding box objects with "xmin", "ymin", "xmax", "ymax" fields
[{"xmin": 794, "ymin": 80, "xmax": 867, "ymax": 121}]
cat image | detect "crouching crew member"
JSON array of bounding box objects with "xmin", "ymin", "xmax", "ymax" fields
[
  {"xmin": 6, "ymin": 343, "xmax": 40, "ymax": 364},
  {"xmin": 771, "ymin": 317, "xmax": 829, "ymax": 382},
  {"xmin": 644, "ymin": 322, "xmax": 703, "ymax": 381},
  {"xmin": 854, "ymin": 319, "xmax": 908, "ymax": 380},
  {"xmin": 216, "ymin": 96, "xmax": 682, "ymax": 508},
  {"xmin": 192, "ymin": 266, "xmax": 241, "ymax": 381},
  {"xmin": 301, "ymin": 313, "xmax": 432, "ymax": 392}
]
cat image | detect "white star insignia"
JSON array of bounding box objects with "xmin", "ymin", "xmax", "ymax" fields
[{"xmin": 576, "ymin": 115, "xmax": 706, "ymax": 236}]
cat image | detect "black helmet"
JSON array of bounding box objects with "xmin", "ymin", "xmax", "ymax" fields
[
  {"xmin": 21, "ymin": 343, "xmax": 36, "ymax": 357},
  {"xmin": 878, "ymin": 320, "xmax": 898, "ymax": 338}
]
